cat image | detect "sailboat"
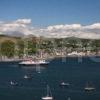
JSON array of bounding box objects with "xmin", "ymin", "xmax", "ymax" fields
[
  {"xmin": 67, "ymin": 97, "xmax": 71, "ymax": 100},
  {"xmin": 84, "ymin": 82, "xmax": 95, "ymax": 91},
  {"xmin": 42, "ymin": 85, "xmax": 53, "ymax": 100}
]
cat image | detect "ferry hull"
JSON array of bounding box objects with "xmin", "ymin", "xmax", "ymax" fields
[{"xmin": 19, "ymin": 63, "xmax": 49, "ymax": 66}]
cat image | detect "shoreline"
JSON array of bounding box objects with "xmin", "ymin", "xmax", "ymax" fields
[{"xmin": 0, "ymin": 54, "xmax": 100, "ymax": 62}]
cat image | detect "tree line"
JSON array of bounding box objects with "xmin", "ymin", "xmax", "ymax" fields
[{"xmin": 0, "ymin": 37, "xmax": 100, "ymax": 58}]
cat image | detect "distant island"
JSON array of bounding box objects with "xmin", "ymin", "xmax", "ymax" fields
[{"xmin": 0, "ymin": 34, "xmax": 100, "ymax": 61}]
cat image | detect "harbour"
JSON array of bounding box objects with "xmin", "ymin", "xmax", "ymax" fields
[
  {"xmin": 0, "ymin": 57, "xmax": 100, "ymax": 100},
  {"xmin": 0, "ymin": 0, "xmax": 100, "ymax": 100}
]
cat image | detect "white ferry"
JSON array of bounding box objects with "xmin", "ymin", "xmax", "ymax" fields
[{"xmin": 19, "ymin": 59, "xmax": 49, "ymax": 66}]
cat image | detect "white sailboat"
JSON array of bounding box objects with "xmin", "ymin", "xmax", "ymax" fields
[
  {"xmin": 67, "ymin": 97, "xmax": 71, "ymax": 100},
  {"xmin": 42, "ymin": 85, "xmax": 53, "ymax": 100},
  {"xmin": 84, "ymin": 82, "xmax": 95, "ymax": 91}
]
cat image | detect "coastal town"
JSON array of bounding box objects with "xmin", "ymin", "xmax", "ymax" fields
[{"xmin": 0, "ymin": 35, "xmax": 100, "ymax": 61}]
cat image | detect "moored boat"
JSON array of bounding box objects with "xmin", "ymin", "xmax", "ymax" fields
[
  {"xmin": 24, "ymin": 75, "xmax": 32, "ymax": 80},
  {"xmin": 42, "ymin": 85, "xmax": 53, "ymax": 100},
  {"xmin": 60, "ymin": 82, "xmax": 70, "ymax": 87},
  {"xmin": 67, "ymin": 97, "xmax": 71, "ymax": 100},
  {"xmin": 10, "ymin": 81, "xmax": 18, "ymax": 86},
  {"xmin": 84, "ymin": 82, "xmax": 95, "ymax": 91},
  {"xmin": 84, "ymin": 87, "xmax": 95, "ymax": 91}
]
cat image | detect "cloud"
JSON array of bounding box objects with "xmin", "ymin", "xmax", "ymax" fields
[
  {"xmin": 84, "ymin": 23, "xmax": 100, "ymax": 29},
  {"xmin": 47, "ymin": 24, "xmax": 82, "ymax": 31},
  {"xmin": 15, "ymin": 19, "xmax": 31, "ymax": 24},
  {"xmin": 38, "ymin": 23, "xmax": 100, "ymax": 39},
  {"xmin": 0, "ymin": 19, "xmax": 100, "ymax": 39},
  {"xmin": 0, "ymin": 19, "xmax": 32, "ymax": 36}
]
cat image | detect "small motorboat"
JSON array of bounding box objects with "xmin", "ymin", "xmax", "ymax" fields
[
  {"xmin": 10, "ymin": 81, "xmax": 18, "ymax": 86},
  {"xmin": 24, "ymin": 75, "xmax": 32, "ymax": 80},
  {"xmin": 60, "ymin": 82, "xmax": 70, "ymax": 87}
]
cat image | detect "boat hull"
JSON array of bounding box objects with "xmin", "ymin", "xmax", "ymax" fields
[
  {"xmin": 84, "ymin": 87, "xmax": 95, "ymax": 91},
  {"xmin": 42, "ymin": 97, "xmax": 53, "ymax": 100},
  {"xmin": 19, "ymin": 63, "xmax": 49, "ymax": 66}
]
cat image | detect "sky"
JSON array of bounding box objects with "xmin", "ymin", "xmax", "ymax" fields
[
  {"xmin": 0, "ymin": 0, "xmax": 100, "ymax": 26},
  {"xmin": 0, "ymin": 0, "xmax": 100, "ymax": 39}
]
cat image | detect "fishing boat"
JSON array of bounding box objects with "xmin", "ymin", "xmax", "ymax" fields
[{"xmin": 42, "ymin": 85, "xmax": 53, "ymax": 100}]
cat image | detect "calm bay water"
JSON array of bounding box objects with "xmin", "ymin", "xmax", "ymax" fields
[{"xmin": 0, "ymin": 57, "xmax": 100, "ymax": 100}]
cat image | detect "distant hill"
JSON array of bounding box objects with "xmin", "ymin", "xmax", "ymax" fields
[
  {"xmin": 0, "ymin": 34, "xmax": 100, "ymax": 45},
  {"xmin": 0, "ymin": 34, "xmax": 21, "ymax": 43}
]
